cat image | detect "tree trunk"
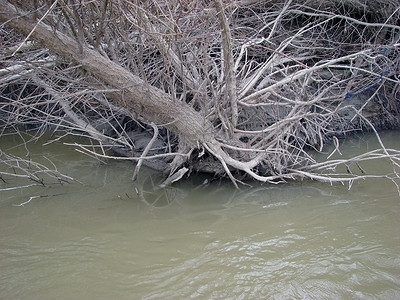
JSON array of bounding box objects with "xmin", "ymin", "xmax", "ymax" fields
[
  {"xmin": 1, "ymin": 0, "xmax": 399, "ymax": 187},
  {"xmin": 0, "ymin": 0, "xmax": 214, "ymax": 148}
]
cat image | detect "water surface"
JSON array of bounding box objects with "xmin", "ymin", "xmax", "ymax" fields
[{"xmin": 1, "ymin": 131, "xmax": 400, "ymax": 299}]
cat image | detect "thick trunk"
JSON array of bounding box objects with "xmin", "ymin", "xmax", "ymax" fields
[
  {"xmin": 1, "ymin": 0, "xmax": 399, "ymax": 187},
  {"xmin": 0, "ymin": 0, "xmax": 214, "ymax": 149}
]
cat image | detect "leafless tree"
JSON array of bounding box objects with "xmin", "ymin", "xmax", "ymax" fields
[{"xmin": 0, "ymin": 0, "xmax": 399, "ymax": 188}]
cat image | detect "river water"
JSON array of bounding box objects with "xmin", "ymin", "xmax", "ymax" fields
[{"xmin": 1, "ymin": 131, "xmax": 400, "ymax": 299}]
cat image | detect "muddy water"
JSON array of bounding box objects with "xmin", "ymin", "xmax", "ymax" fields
[{"xmin": 1, "ymin": 132, "xmax": 400, "ymax": 299}]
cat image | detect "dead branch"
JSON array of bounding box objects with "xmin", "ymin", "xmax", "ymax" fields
[
  {"xmin": 0, "ymin": 148, "xmax": 75, "ymax": 189},
  {"xmin": 1, "ymin": 0, "xmax": 399, "ymax": 188}
]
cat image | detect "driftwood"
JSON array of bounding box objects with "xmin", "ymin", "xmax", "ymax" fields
[{"xmin": 0, "ymin": 0, "xmax": 399, "ymax": 188}]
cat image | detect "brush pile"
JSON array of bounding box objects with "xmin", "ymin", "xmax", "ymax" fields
[{"xmin": 1, "ymin": 0, "xmax": 399, "ymax": 186}]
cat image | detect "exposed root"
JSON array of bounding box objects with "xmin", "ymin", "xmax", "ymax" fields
[{"xmin": 0, "ymin": 0, "xmax": 399, "ymax": 189}]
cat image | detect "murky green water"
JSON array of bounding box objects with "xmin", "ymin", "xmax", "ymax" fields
[{"xmin": 1, "ymin": 131, "xmax": 400, "ymax": 299}]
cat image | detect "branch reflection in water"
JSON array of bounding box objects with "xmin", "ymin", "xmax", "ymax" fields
[{"xmin": 0, "ymin": 131, "xmax": 399, "ymax": 299}]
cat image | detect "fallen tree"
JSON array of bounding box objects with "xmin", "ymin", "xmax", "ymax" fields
[{"xmin": 1, "ymin": 0, "xmax": 399, "ymax": 188}]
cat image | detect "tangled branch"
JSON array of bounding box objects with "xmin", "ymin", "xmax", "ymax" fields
[{"xmin": 0, "ymin": 0, "xmax": 399, "ymax": 188}]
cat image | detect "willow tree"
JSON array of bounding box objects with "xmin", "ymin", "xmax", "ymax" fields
[{"xmin": 1, "ymin": 0, "xmax": 399, "ymax": 187}]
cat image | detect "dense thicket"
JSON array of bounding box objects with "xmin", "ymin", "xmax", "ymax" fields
[{"xmin": 0, "ymin": 0, "xmax": 399, "ymax": 187}]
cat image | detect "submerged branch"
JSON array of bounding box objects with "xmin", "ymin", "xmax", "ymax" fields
[{"xmin": 0, "ymin": 0, "xmax": 399, "ymax": 188}]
